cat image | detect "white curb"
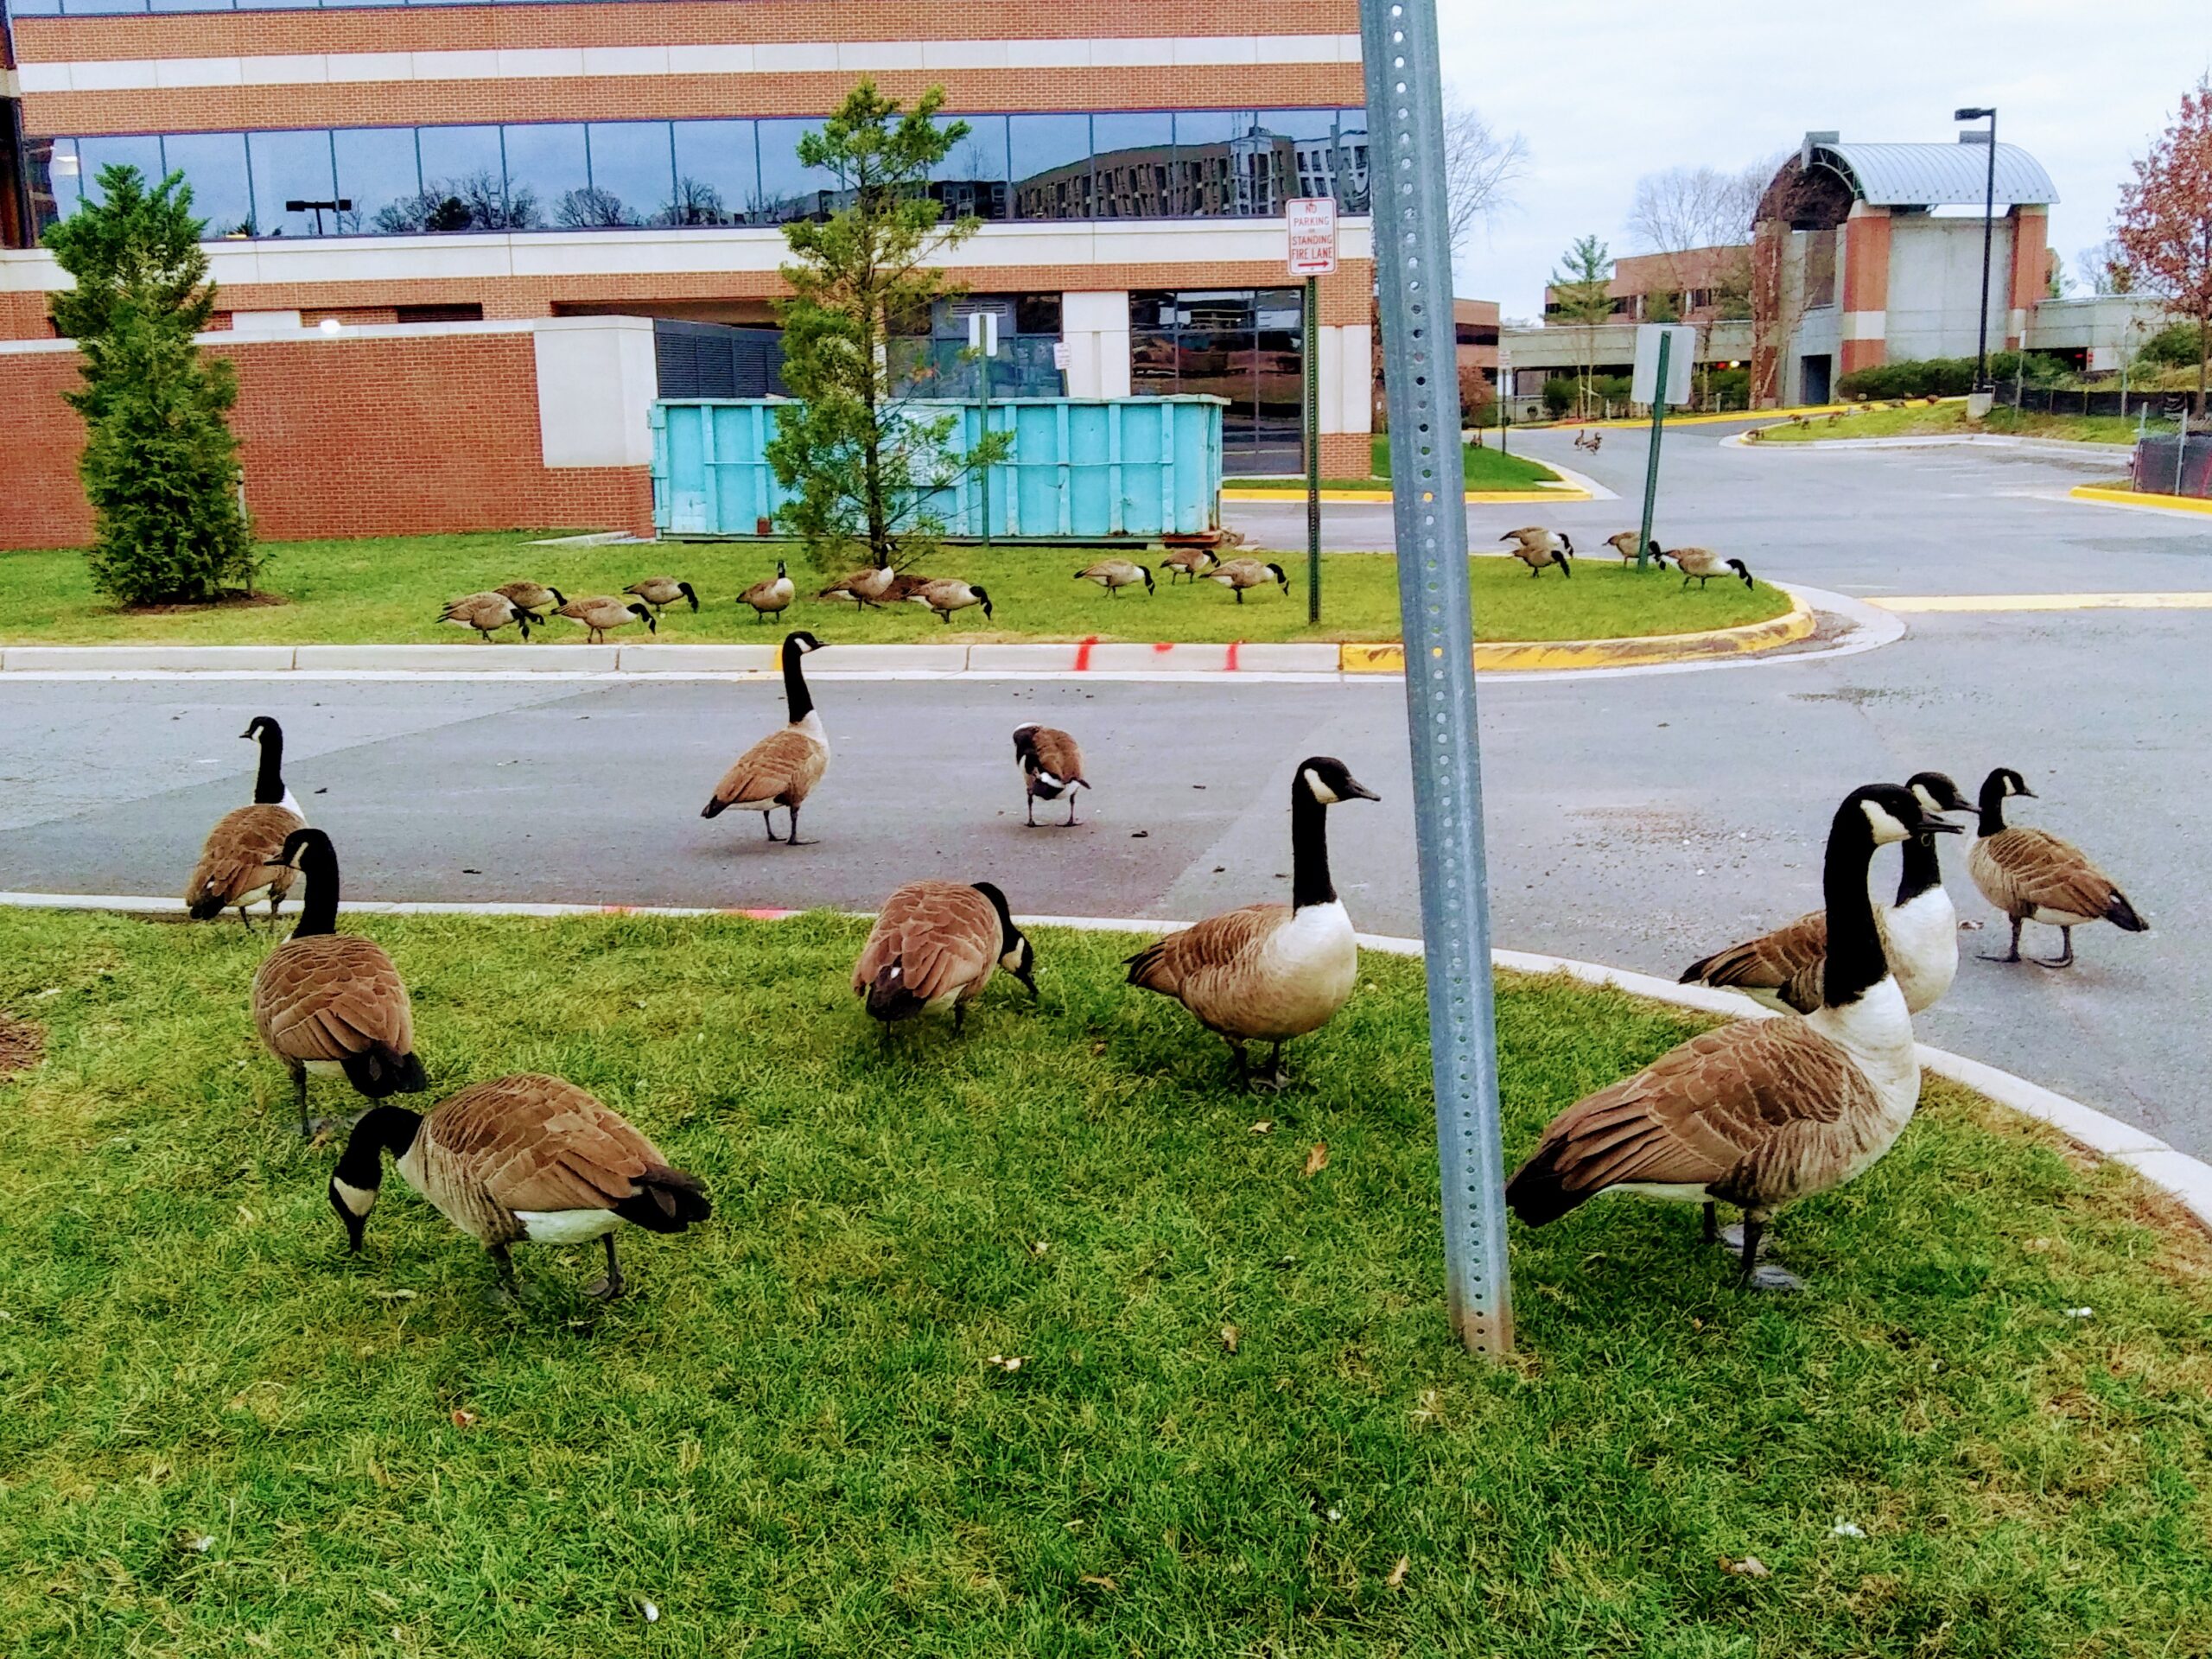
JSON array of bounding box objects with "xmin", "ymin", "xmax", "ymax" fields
[{"xmin": 5, "ymin": 890, "xmax": 2202, "ymax": 1230}]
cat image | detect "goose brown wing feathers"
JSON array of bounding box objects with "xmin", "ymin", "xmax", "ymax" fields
[
  {"xmin": 188, "ymin": 804, "xmax": 303, "ymax": 913},
  {"xmin": 853, "ymin": 881, "xmax": 998, "ymax": 1003},
  {"xmin": 1125, "ymin": 904, "xmax": 1287, "ymax": 997},
  {"xmin": 1027, "ymin": 727, "xmax": 1086, "ymax": 785},
  {"xmin": 711, "ymin": 726, "xmax": 827, "ymax": 810},
  {"xmin": 1973, "ymin": 827, "xmax": 2125, "ymax": 919},
  {"xmin": 1681, "ymin": 908, "xmax": 1827, "ymax": 1014},
  {"xmin": 425, "ymin": 1074, "xmax": 671, "ymax": 1214},
  {"xmin": 251, "ymin": 934, "xmax": 414, "ymax": 1064}
]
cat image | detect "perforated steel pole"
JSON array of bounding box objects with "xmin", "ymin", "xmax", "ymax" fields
[{"xmin": 1358, "ymin": 0, "xmax": 1513, "ymax": 1355}]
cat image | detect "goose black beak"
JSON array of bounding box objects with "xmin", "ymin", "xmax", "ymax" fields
[
  {"xmin": 1344, "ymin": 780, "xmax": 1381, "ymax": 803},
  {"xmin": 1922, "ymin": 819, "xmax": 1964, "ymax": 836}
]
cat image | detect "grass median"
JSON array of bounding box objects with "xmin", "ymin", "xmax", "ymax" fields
[
  {"xmin": 0, "ymin": 533, "xmax": 1789, "ymax": 647},
  {"xmin": 3, "ymin": 906, "xmax": 2210, "ymax": 1655},
  {"xmin": 1224, "ymin": 435, "xmax": 1562, "ymax": 493},
  {"xmin": 1752, "ymin": 404, "xmax": 2144, "ymax": 446}
]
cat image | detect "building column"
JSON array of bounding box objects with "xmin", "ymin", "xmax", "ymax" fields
[
  {"xmin": 2006, "ymin": 207, "xmax": 2048, "ymax": 350},
  {"xmin": 1839, "ymin": 204, "xmax": 1891, "ymax": 378},
  {"xmin": 1059, "ymin": 291, "xmax": 1130, "ymax": 399},
  {"xmin": 1317, "ymin": 319, "xmax": 1373, "ymax": 478}
]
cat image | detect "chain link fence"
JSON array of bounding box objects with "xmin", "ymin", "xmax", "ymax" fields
[{"xmin": 2131, "ymin": 433, "xmax": 2212, "ymax": 499}]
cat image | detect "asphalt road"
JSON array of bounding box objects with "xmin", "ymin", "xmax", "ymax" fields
[{"xmin": 3, "ymin": 425, "xmax": 2206, "ymax": 1154}]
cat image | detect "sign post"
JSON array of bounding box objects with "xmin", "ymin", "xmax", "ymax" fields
[
  {"xmin": 1630, "ymin": 322, "xmax": 1696, "ymax": 570},
  {"xmin": 1287, "ymin": 198, "xmax": 1338, "ymax": 626},
  {"xmin": 969, "ymin": 308, "xmax": 999, "ymax": 547}
]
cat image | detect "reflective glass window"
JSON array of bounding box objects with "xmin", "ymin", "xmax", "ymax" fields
[
  {"xmin": 247, "ymin": 130, "xmax": 340, "ymax": 238},
  {"xmin": 72, "ymin": 137, "xmax": 166, "ymax": 211},
  {"xmin": 1090, "ymin": 113, "xmax": 1173, "ymax": 220},
  {"xmin": 149, "ymin": 0, "xmax": 226, "ymax": 12},
  {"xmin": 413, "ymin": 125, "xmax": 510, "ymax": 230},
  {"xmin": 334, "ymin": 127, "xmax": 423, "ymax": 234},
  {"xmin": 585, "ymin": 122, "xmax": 676, "ymax": 227},
  {"xmin": 9, "ymin": 0, "xmax": 63, "ymax": 16},
  {"xmin": 39, "ymin": 140, "xmax": 86, "ymax": 221},
  {"xmin": 500, "ymin": 123, "xmax": 587, "ymax": 230},
  {"xmin": 162, "ymin": 132, "xmax": 253, "ymax": 236},
  {"xmin": 1170, "ymin": 111, "xmax": 1238, "ymax": 216},
  {"xmin": 929, "ymin": 114, "xmax": 1007, "ymax": 223},
  {"xmin": 754, "ymin": 118, "xmax": 834, "ymax": 224},
  {"xmin": 669, "ymin": 119, "xmax": 752, "ymax": 226},
  {"xmin": 59, "ymin": 0, "xmax": 151, "ymax": 15},
  {"xmin": 1007, "ymin": 114, "xmax": 1090, "ymax": 221}
]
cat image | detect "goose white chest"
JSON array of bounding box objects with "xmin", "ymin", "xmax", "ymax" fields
[
  {"xmin": 1880, "ymin": 885, "xmax": 1957, "ymax": 1014},
  {"xmin": 1807, "ymin": 976, "xmax": 1923, "ymax": 1180},
  {"xmin": 1253, "ymin": 899, "xmax": 1359, "ymax": 1036}
]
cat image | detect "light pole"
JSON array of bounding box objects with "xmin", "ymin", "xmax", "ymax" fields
[{"xmin": 1954, "ymin": 107, "xmax": 1998, "ymax": 408}]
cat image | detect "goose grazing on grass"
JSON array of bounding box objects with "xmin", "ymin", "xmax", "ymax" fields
[
  {"xmin": 740, "ymin": 560, "xmax": 795, "ymax": 623},
  {"xmin": 252, "ymin": 829, "xmax": 425, "ymax": 1137},
  {"xmin": 1076, "ymin": 559, "xmax": 1154, "ymax": 598},
  {"xmin": 1604, "ymin": 531, "xmax": 1656, "ymax": 566},
  {"xmin": 495, "ymin": 582, "xmax": 564, "ymax": 622},
  {"xmin": 1126, "ymin": 756, "xmax": 1378, "ymax": 1090},
  {"xmin": 818, "ymin": 565, "xmax": 899, "ymax": 607},
  {"xmin": 438, "ymin": 591, "xmax": 533, "ymax": 643},
  {"xmin": 1509, "ymin": 784, "xmax": 1957, "ymax": 1291},
  {"xmin": 702, "ymin": 631, "xmax": 830, "ymax": 844},
  {"xmin": 328, "ymin": 1073, "xmax": 710, "ymax": 1302},
  {"xmin": 1655, "ymin": 544, "xmax": 1753, "ymax": 590},
  {"xmin": 1206, "ymin": 558, "xmax": 1291, "ymax": 602},
  {"xmin": 1160, "ymin": 546, "xmax": 1221, "ymax": 584},
  {"xmin": 625, "ymin": 576, "xmax": 700, "ymax": 616},
  {"xmin": 1968, "ymin": 767, "xmax": 2148, "ymax": 969},
  {"xmin": 556, "ymin": 594, "xmax": 657, "ymax": 643},
  {"xmin": 185, "ymin": 715, "xmax": 305, "ymax": 930},
  {"xmin": 1012, "ymin": 723, "xmax": 1089, "ymax": 826},
  {"xmin": 853, "ymin": 880, "xmax": 1038, "ymax": 1036},
  {"xmin": 911, "ymin": 578, "xmax": 993, "ymax": 623},
  {"xmin": 1680, "ymin": 771, "xmax": 1975, "ymax": 1015},
  {"xmin": 1500, "ymin": 527, "xmax": 1572, "ymax": 577}
]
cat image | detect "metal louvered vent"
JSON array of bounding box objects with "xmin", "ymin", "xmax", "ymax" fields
[{"xmin": 652, "ymin": 321, "xmax": 788, "ymax": 399}]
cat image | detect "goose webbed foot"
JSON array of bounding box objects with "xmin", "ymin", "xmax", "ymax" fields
[
  {"xmin": 1733, "ymin": 1216, "xmax": 1798, "ymax": 1291},
  {"xmin": 584, "ymin": 1236, "xmax": 626, "ymax": 1301},
  {"xmin": 2032, "ymin": 927, "xmax": 2076, "ymax": 969},
  {"xmin": 1980, "ymin": 917, "xmax": 2026, "ymax": 963},
  {"xmin": 1744, "ymin": 1262, "xmax": 1805, "ymax": 1292},
  {"xmin": 761, "ymin": 811, "xmax": 782, "ymax": 843}
]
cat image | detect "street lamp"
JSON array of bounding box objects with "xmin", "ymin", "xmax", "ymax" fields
[
  {"xmin": 284, "ymin": 197, "xmax": 352, "ymax": 236},
  {"xmin": 1954, "ymin": 107, "xmax": 1997, "ymax": 403}
]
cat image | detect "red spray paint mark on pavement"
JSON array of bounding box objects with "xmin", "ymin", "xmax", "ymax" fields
[
  {"xmin": 1225, "ymin": 640, "xmax": 1242, "ymax": 671},
  {"xmin": 1073, "ymin": 635, "xmax": 1099, "ymax": 671}
]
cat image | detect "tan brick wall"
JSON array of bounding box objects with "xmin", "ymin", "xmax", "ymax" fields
[
  {"xmin": 1317, "ymin": 431, "xmax": 1367, "ymax": 478},
  {"xmin": 0, "ymin": 331, "xmax": 652, "ymax": 550}
]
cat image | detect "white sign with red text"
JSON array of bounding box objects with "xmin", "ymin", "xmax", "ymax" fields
[{"xmin": 1286, "ymin": 198, "xmax": 1338, "ymax": 277}]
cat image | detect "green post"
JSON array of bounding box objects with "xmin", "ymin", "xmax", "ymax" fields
[
  {"xmin": 978, "ymin": 334, "xmax": 992, "ymax": 550},
  {"xmin": 1634, "ymin": 331, "xmax": 1671, "ymax": 571},
  {"xmin": 1305, "ymin": 273, "xmax": 1321, "ymax": 624}
]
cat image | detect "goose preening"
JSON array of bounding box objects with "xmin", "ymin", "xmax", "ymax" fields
[
  {"xmin": 1656, "ymin": 544, "xmax": 1753, "ymax": 590},
  {"xmin": 702, "ymin": 631, "xmax": 830, "ymax": 843},
  {"xmin": 910, "ymin": 578, "xmax": 993, "ymax": 624},
  {"xmin": 852, "ymin": 880, "xmax": 1038, "ymax": 1035},
  {"xmin": 818, "ymin": 565, "xmax": 899, "ymax": 607},
  {"xmin": 740, "ymin": 560, "xmax": 795, "ymax": 622},
  {"xmin": 437, "ymin": 591, "xmax": 533, "ymax": 643},
  {"xmin": 1680, "ymin": 771, "xmax": 1974, "ymax": 1016},
  {"xmin": 556, "ymin": 594, "xmax": 658, "ymax": 643},
  {"xmin": 251, "ymin": 828, "xmax": 425, "ymax": 1136},
  {"xmin": 185, "ymin": 715, "xmax": 306, "ymax": 929},
  {"xmin": 1968, "ymin": 767, "xmax": 2148, "ymax": 969},
  {"xmin": 625, "ymin": 576, "xmax": 700, "ymax": 616},
  {"xmin": 1206, "ymin": 558, "xmax": 1291, "ymax": 602},
  {"xmin": 1125, "ymin": 756, "xmax": 1377, "ymax": 1089},
  {"xmin": 1499, "ymin": 527, "xmax": 1572, "ymax": 577},
  {"xmin": 1160, "ymin": 547, "xmax": 1221, "ymax": 584},
  {"xmin": 1012, "ymin": 723, "xmax": 1090, "ymax": 826},
  {"xmin": 1604, "ymin": 531, "xmax": 1656, "ymax": 566},
  {"xmin": 1076, "ymin": 559, "xmax": 1154, "ymax": 598},
  {"xmin": 494, "ymin": 582, "xmax": 564, "ymax": 621},
  {"xmin": 1509, "ymin": 784, "xmax": 1957, "ymax": 1291},
  {"xmin": 328, "ymin": 1073, "xmax": 710, "ymax": 1302}
]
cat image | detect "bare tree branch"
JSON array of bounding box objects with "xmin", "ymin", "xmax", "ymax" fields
[
  {"xmin": 1442, "ymin": 88, "xmax": 1529, "ymax": 253},
  {"xmin": 1625, "ymin": 160, "xmax": 1776, "ymax": 255}
]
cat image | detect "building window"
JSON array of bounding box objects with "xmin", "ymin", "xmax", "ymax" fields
[{"xmin": 1132, "ymin": 288, "xmax": 1305, "ymax": 475}]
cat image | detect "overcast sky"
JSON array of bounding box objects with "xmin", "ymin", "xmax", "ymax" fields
[{"xmin": 1434, "ymin": 1, "xmax": 2212, "ymax": 319}]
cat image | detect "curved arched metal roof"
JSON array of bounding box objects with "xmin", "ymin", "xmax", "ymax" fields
[{"xmin": 1813, "ymin": 141, "xmax": 2056, "ymax": 207}]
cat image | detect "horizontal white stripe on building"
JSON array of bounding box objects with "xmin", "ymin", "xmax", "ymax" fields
[{"xmin": 17, "ymin": 35, "xmax": 1362, "ymax": 94}]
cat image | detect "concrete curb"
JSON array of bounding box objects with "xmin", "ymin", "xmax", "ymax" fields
[
  {"xmin": 1343, "ymin": 588, "xmax": 1814, "ymax": 674},
  {"xmin": 2069, "ymin": 485, "xmax": 2212, "ymax": 518},
  {"xmin": 1221, "ymin": 486, "xmax": 1595, "ymax": 505},
  {"xmin": 1729, "ymin": 430, "xmax": 2132, "ymax": 462},
  {"xmin": 8, "ymin": 889, "xmax": 2202, "ymax": 1230}
]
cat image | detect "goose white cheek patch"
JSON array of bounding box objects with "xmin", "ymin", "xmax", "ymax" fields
[
  {"xmin": 1301, "ymin": 768, "xmax": 1340, "ymax": 804},
  {"xmin": 1859, "ymin": 800, "xmax": 1910, "ymax": 844}
]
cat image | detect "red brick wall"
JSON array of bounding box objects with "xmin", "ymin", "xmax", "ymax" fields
[{"xmin": 0, "ymin": 329, "xmax": 652, "ymax": 550}]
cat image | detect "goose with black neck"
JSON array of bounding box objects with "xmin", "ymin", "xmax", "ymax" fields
[
  {"xmin": 1968, "ymin": 766, "xmax": 2148, "ymax": 969},
  {"xmin": 184, "ymin": 715, "xmax": 307, "ymax": 929},
  {"xmin": 702, "ymin": 631, "xmax": 831, "ymax": 844}
]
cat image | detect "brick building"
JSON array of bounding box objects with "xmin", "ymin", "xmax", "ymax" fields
[{"xmin": 0, "ymin": 1, "xmax": 1376, "ymax": 546}]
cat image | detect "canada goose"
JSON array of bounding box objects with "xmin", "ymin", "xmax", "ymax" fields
[
  {"xmin": 437, "ymin": 591, "xmax": 533, "ymax": 643},
  {"xmin": 817, "ymin": 565, "xmax": 899, "ymax": 607},
  {"xmin": 1206, "ymin": 558, "xmax": 1291, "ymax": 602},
  {"xmin": 1012, "ymin": 723, "xmax": 1089, "ymax": 826},
  {"xmin": 625, "ymin": 576, "xmax": 699, "ymax": 616},
  {"xmin": 1076, "ymin": 559, "xmax": 1154, "ymax": 598},
  {"xmin": 185, "ymin": 715, "xmax": 306, "ymax": 930},
  {"xmin": 740, "ymin": 561, "xmax": 796, "ymax": 622},
  {"xmin": 852, "ymin": 880, "xmax": 1038, "ymax": 1035},
  {"xmin": 327, "ymin": 1073, "xmax": 710, "ymax": 1301},
  {"xmin": 1680, "ymin": 771, "xmax": 1976, "ymax": 1015},
  {"xmin": 1160, "ymin": 546, "xmax": 1221, "ymax": 584},
  {"xmin": 556, "ymin": 594, "xmax": 657, "ymax": 643},
  {"xmin": 701, "ymin": 631, "xmax": 830, "ymax": 843},
  {"xmin": 1604, "ymin": 531, "xmax": 1656, "ymax": 566},
  {"xmin": 495, "ymin": 582, "xmax": 564, "ymax": 621},
  {"xmin": 1968, "ymin": 767, "xmax": 2148, "ymax": 969},
  {"xmin": 1655, "ymin": 544, "xmax": 1753, "ymax": 590},
  {"xmin": 1509, "ymin": 784, "xmax": 1958, "ymax": 1291},
  {"xmin": 1125, "ymin": 756, "xmax": 1378, "ymax": 1089},
  {"xmin": 910, "ymin": 578, "xmax": 993, "ymax": 623},
  {"xmin": 1500, "ymin": 526, "xmax": 1573, "ymax": 556},
  {"xmin": 251, "ymin": 828, "xmax": 425, "ymax": 1137}
]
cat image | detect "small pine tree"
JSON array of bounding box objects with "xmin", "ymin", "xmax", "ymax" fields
[
  {"xmin": 45, "ymin": 165, "xmax": 254, "ymax": 606},
  {"xmin": 766, "ymin": 81, "xmax": 1009, "ymax": 576},
  {"xmin": 1548, "ymin": 235, "xmax": 1615, "ymax": 419}
]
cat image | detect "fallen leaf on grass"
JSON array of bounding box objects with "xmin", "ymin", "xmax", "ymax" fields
[
  {"xmin": 1219, "ymin": 1324, "xmax": 1240, "ymax": 1354},
  {"xmin": 367, "ymin": 1288, "xmax": 417, "ymax": 1302},
  {"xmin": 1303, "ymin": 1142, "xmax": 1329, "ymax": 1178},
  {"xmin": 181, "ymin": 1534, "xmax": 213, "ymax": 1554},
  {"xmin": 985, "ymin": 1354, "xmax": 1027, "ymax": 1373},
  {"xmin": 1386, "ymin": 1555, "xmax": 1409, "ymax": 1588},
  {"xmin": 1720, "ymin": 1555, "xmax": 1770, "ymax": 1578},
  {"xmin": 450, "ymin": 1409, "xmax": 479, "ymax": 1428},
  {"xmin": 1249, "ymin": 1120, "xmax": 1274, "ymax": 1135},
  {"xmin": 1078, "ymin": 1574, "xmax": 1118, "ymax": 1592},
  {"xmin": 1830, "ymin": 1521, "xmax": 1866, "ymax": 1538},
  {"xmin": 1027, "ymin": 1241, "xmax": 1050, "ymax": 1259}
]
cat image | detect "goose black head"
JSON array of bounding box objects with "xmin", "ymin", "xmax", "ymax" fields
[
  {"xmin": 970, "ymin": 584, "xmax": 994, "ymax": 620},
  {"xmin": 1850, "ymin": 784, "xmax": 1961, "ymax": 848},
  {"xmin": 1726, "ymin": 558, "xmax": 1753, "ymax": 588},
  {"xmin": 628, "ymin": 601, "xmax": 657, "ymax": 633},
  {"xmin": 1267, "ymin": 562, "xmax": 1288, "ymax": 590},
  {"xmin": 240, "ymin": 715, "xmax": 283, "ymax": 744},
  {"xmin": 1141, "ymin": 567, "xmax": 1156, "ymax": 594},
  {"xmin": 327, "ymin": 1106, "xmax": 422, "ymax": 1256},
  {"xmin": 1296, "ymin": 755, "xmax": 1380, "ymax": 806},
  {"xmin": 1983, "ymin": 766, "xmax": 2035, "ymax": 801},
  {"xmin": 785, "ymin": 630, "xmax": 825, "ymax": 654},
  {"xmin": 1907, "ymin": 770, "xmax": 1974, "ymax": 818},
  {"xmin": 678, "ymin": 582, "xmax": 700, "ymax": 612},
  {"xmin": 277, "ymin": 825, "xmax": 335, "ymax": 870},
  {"xmin": 1558, "ymin": 534, "xmax": 1575, "ymax": 558},
  {"xmin": 971, "ymin": 880, "xmax": 1038, "ymax": 997},
  {"xmin": 549, "ymin": 588, "xmax": 567, "ymax": 607},
  {"xmin": 774, "ymin": 560, "xmax": 788, "ymax": 578}
]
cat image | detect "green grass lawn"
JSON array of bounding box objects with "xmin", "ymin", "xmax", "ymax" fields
[
  {"xmin": 1228, "ymin": 435, "xmax": 1560, "ymax": 492},
  {"xmin": 3, "ymin": 907, "xmax": 2209, "ymax": 1655},
  {"xmin": 0, "ymin": 534, "xmax": 1788, "ymax": 646},
  {"xmin": 1753, "ymin": 404, "xmax": 2145, "ymax": 446}
]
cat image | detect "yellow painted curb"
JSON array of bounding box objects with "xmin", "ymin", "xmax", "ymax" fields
[
  {"xmin": 1221, "ymin": 486, "xmax": 1592, "ymax": 505},
  {"xmin": 2068, "ymin": 485, "xmax": 2212, "ymax": 518},
  {"xmin": 1340, "ymin": 590, "xmax": 1814, "ymax": 674}
]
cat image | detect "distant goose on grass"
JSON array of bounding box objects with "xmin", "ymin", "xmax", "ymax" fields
[
  {"xmin": 1968, "ymin": 767, "xmax": 2147, "ymax": 969},
  {"xmin": 1655, "ymin": 544, "xmax": 1754, "ymax": 590},
  {"xmin": 185, "ymin": 715, "xmax": 305, "ymax": 930},
  {"xmin": 1500, "ymin": 526, "xmax": 1573, "ymax": 577},
  {"xmin": 1076, "ymin": 558, "xmax": 1154, "ymax": 598},
  {"xmin": 740, "ymin": 560, "xmax": 795, "ymax": 622},
  {"xmin": 853, "ymin": 880, "xmax": 1038, "ymax": 1036},
  {"xmin": 702, "ymin": 631, "xmax": 830, "ymax": 844},
  {"xmin": 438, "ymin": 591, "xmax": 533, "ymax": 643},
  {"xmin": 818, "ymin": 565, "xmax": 899, "ymax": 607},
  {"xmin": 1681, "ymin": 771, "xmax": 1975, "ymax": 1015},
  {"xmin": 1126, "ymin": 756, "xmax": 1377, "ymax": 1090},
  {"xmin": 1012, "ymin": 723, "xmax": 1090, "ymax": 826},
  {"xmin": 1604, "ymin": 531, "xmax": 1656, "ymax": 566},
  {"xmin": 495, "ymin": 582, "xmax": 564, "ymax": 621},
  {"xmin": 1206, "ymin": 558, "xmax": 1291, "ymax": 601},
  {"xmin": 556, "ymin": 594, "xmax": 657, "ymax": 643},
  {"xmin": 625, "ymin": 576, "xmax": 700, "ymax": 616},
  {"xmin": 911, "ymin": 577, "xmax": 993, "ymax": 623},
  {"xmin": 1160, "ymin": 546, "xmax": 1221, "ymax": 584},
  {"xmin": 328, "ymin": 1073, "xmax": 710, "ymax": 1302},
  {"xmin": 1508, "ymin": 784, "xmax": 1957, "ymax": 1291},
  {"xmin": 252, "ymin": 828, "xmax": 425, "ymax": 1137}
]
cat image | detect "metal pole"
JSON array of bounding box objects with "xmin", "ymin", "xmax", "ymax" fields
[
  {"xmin": 1975, "ymin": 114, "xmax": 1996, "ymax": 390},
  {"xmin": 1357, "ymin": 0, "xmax": 1513, "ymax": 1356},
  {"xmin": 1635, "ymin": 331, "xmax": 1670, "ymax": 571},
  {"xmin": 1306, "ymin": 273, "xmax": 1321, "ymax": 624},
  {"xmin": 978, "ymin": 338, "xmax": 992, "ymax": 549}
]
